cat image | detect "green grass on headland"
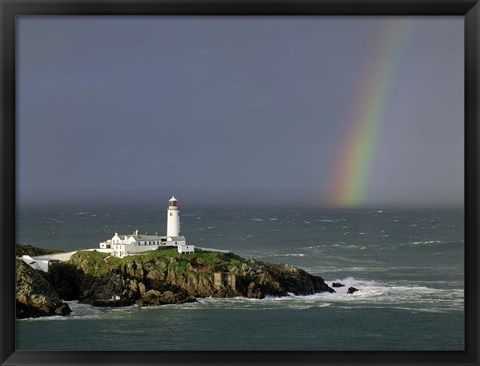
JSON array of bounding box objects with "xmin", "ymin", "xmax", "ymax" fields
[
  {"xmin": 128, "ymin": 248, "xmax": 245, "ymax": 270},
  {"xmin": 73, "ymin": 247, "xmax": 246, "ymax": 274},
  {"xmin": 16, "ymin": 243, "xmax": 64, "ymax": 257}
]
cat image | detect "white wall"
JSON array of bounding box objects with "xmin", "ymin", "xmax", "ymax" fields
[
  {"xmin": 99, "ymin": 241, "xmax": 111, "ymax": 249},
  {"xmin": 21, "ymin": 256, "xmax": 50, "ymax": 272},
  {"xmin": 178, "ymin": 245, "xmax": 194, "ymax": 254},
  {"xmin": 167, "ymin": 208, "xmax": 180, "ymax": 237},
  {"xmin": 113, "ymin": 244, "xmax": 160, "ymax": 258}
]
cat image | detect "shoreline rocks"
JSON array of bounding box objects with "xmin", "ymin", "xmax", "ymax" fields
[{"xmin": 16, "ymin": 259, "xmax": 71, "ymax": 319}]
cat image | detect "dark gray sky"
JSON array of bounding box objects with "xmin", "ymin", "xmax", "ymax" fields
[{"xmin": 17, "ymin": 16, "xmax": 464, "ymax": 207}]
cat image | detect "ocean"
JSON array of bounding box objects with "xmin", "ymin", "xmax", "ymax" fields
[{"xmin": 15, "ymin": 203, "xmax": 464, "ymax": 350}]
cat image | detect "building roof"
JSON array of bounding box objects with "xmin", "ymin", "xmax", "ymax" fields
[
  {"xmin": 166, "ymin": 236, "xmax": 186, "ymax": 241},
  {"xmin": 130, "ymin": 234, "xmax": 166, "ymax": 241},
  {"xmin": 110, "ymin": 233, "xmax": 186, "ymax": 245},
  {"xmin": 169, "ymin": 196, "xmax": 177, "ymax": 202}
]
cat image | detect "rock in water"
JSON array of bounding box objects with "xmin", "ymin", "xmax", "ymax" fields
[
  {"xmin": 347, "ymin": 287, "xmax": 359, "ymax": 294},
  {"xmin": 16, "ymin": 259, "xmax": 71, "ymax": 318},
  {"xmin": 332, "ymin": 282, "xmax": 345, "ymax": 288}
]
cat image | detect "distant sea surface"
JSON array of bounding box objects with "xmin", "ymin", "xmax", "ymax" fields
[{"xmin": 16, "ymin": 203, "xmax": 464, "ymax": 350}]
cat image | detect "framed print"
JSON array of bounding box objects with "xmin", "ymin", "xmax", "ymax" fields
[{"xmin": 1, "ymin": 0, "xmax": 479, "ymax": 365}]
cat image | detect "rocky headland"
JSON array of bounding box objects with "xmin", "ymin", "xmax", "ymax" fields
[
  {"xmin": 16, "ymin": 245, "xmax": 335, "ymax": 318},
  {"xmin": 16, "ymin": 259, "xmax": 71, "ymax": 319}
]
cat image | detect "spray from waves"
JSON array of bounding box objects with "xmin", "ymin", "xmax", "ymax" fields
[
  {"xmin": 138, "ymin": 277, "xmax": 463, "ymax": 313},
  {"xmin": 268, "ymin": 253, "xmax": 306, "ymax": 257},
  {"xmin": 19, "ymin": 276, "xmax": 463, "ymax": 321},
  {"xmin": 18, "ymin": 301, "xmax": 138, "ymax": 322},
  {"xmin": 186, "ymin": 277, "xmax": 464, "ymax": 313},
  {"xmin": 320, "ymin": 277, "xmax": 464, "ymax": 312}
]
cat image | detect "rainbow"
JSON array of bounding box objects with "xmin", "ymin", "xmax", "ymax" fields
[{"xmin": 328, "ymin": 20, "xmax": 413, "ymax": 207}]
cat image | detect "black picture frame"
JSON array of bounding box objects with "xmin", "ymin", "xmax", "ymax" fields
[{"xmin": 1, "ymin": 1, "xmax": 478, "ymax": 365}]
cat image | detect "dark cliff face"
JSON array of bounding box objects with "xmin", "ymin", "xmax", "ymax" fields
[
  {"xmin": 60, "ymin": 250, "xmax": 334, "ymax": 307},
  {"xmin": 236, "ymin": 258, "xmax": 334, "ymax": 299},
  {"xmin": 16, "ymin": 260, "xmax": 71, "ymax": 319}
]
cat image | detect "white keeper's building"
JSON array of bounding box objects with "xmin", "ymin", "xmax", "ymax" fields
[{"xmin": 99, "ymin": 196, "xmax": 194, "ymax": 258}]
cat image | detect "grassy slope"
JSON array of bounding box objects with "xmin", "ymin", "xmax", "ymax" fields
[
  {"xmin": 72, "ymin": 248, "xmax": 246, "ymax": 276},
  {"xmin": 16, "ymin": 243, "xmax": 64, "ymax": 257}
]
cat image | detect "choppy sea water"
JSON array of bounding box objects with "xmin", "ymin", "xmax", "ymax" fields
[{"xmin": 16, "ymin": 204, "xmax": 464, "ymax": 350}]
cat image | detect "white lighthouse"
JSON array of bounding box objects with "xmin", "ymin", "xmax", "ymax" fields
[
  {"xmin": 99, "ymin": 195, "xmax": 194, "ymax": 257},
  {"xmin": 167, "ymin": 196, "xmax": 180, "ymax": 237}
]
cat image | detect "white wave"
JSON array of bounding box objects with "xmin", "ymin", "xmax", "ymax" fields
[
  {"xmin": 18, "ymin": 314, "xmax": 73, "ymax": 322},
  {"xmin": 320, "ymin": 277, "xmax": 464, "ymax": 311},
  {"xmin": 405, "ymin": 240, "xmax": 443, "ymax": 246},
  {"xmin": 301, "ymin": 245, "xmax": 326, "ymax": 249},
  {"xmin": 19, "ymin": 279, "xmax": 464, "ymax": 320},
  {"xmin": 18, "ymin": 301, "xmax": 108, "ymax": 321},
  {"xmin": 389, "ymin": 306, "xmax": 451, "ymax": 314},
  {"xmin": 284, "ymin": 253, "xmax": 305, "ymax": 257},
  {"xmin": 344, "ymin": 244, "xmax": 366, "ymax": 249},
  {"xmin": 251, "ymin": 218, "xmax": 264, "ymax": 222}
]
